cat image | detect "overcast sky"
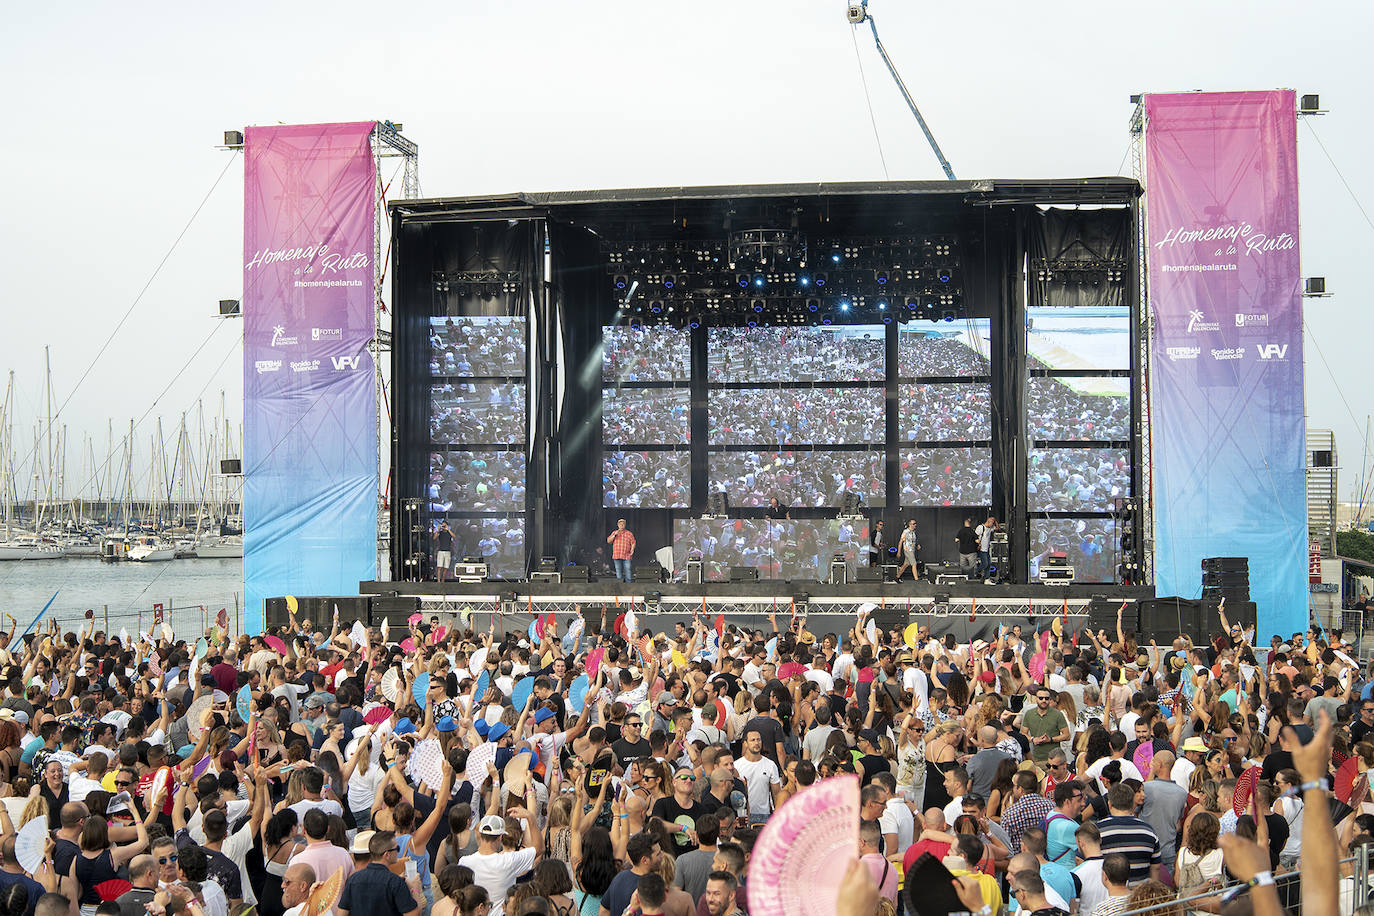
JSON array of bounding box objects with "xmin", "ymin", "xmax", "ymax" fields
[{"xmin": 2, "ymin": 0, "xmax": 1371, "ymax": 504}]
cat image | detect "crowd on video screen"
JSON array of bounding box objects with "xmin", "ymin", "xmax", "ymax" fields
[
  {"xmin": 1030, "ymin": 517, "xmax": 1119, "ymax": 582},
  {"xmin": 1027, "ymin": 375, "xmax": 1130, "ymax": 441},
  {"xmin": 602, "ymin": 326, "xmax": 690, "ymax": 382},
  {"xmin": 900, "ymin": 448, "xmax": 992, "ymax": 506},
  {"xmin": 429, "ymin": 316, "xmax": 526, "ymax": 377},
  {"xmin": 427, "ymin": 451, "xmax": 526, "ymax": 512},
  {"xmin": 432, "ymin": 518, "xmax": 525, "ymax": 577},
  {"xmin": 1028, "ymin": 447, "xmax": 1131, "ymax": 511},
  {"xmin": 603, "ymin": 388, "xmax": 691, "ymax": 445},
  {"xmin": 899, "ymin": 383, "xmax": 991, "ymax": 442},
  {"xmin": 708, "ymin": 387, "xmax": 885, "ymax": 446},
  {"xmin": 898, "ymin": 324, "xmax": 991, "ymax": 377},
  {"xmin": 709, "ymin": 450, "xmax": 885, "ymax": 508},
  {"xmin": 672, "ymin": 517, "xmax": 870, "ymax": 581},
  {"xmin": 430, "ymin": 383, "xmax": 526, "ymax": 443},
  {"xmin": 603, "ymin": 450, "xmax": 691, "ymax": 507},
  {"xmin": 707, "ymin": 327, "xmax": 884, "ymax": 382}
]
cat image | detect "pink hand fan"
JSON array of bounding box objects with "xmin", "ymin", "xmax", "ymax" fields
[{"xmin": 749, "ymin": 774, "xmax": 859, "ymax": 916}]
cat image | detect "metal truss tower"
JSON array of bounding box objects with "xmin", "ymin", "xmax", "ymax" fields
[{"xmin": 1129, "ymin": 98, "xmax": 1154, "ymax": 586}]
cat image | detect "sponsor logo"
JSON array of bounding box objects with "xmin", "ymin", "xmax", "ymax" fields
[
  {"xmin": 271, "ymin": 325, "xmax": 299, "ymax": 347},
  {"xmin": 1211, "ymin": 347, "xmax": 1244, "ymax": 361},
  {"xmin": 1256, "ymin": 343, "xmax": 1288, "ymax": 360},
  {"xmin": 1186, "ymin": 310, "xmax": 1220, "ymax": 333},
  {"xmin": 254, "ymin": 359, "xmax": 282, "ymax": 375},
  {"xmin": 290, "ymin": 359, "xmax": 321, "ymax": 373},
  {"xmin": 1166, "ymin": 346, "xmax": 1200, "ymax": 361},
  {"xmin": 1235, "ymin": 312, "xmax": 1269, "ymax": 327},
  {"xmin": 311, "ymin": 327, "xmax": 343, "ymax": 341},
  {"xmin": 330, "ymin": 355, "xmax": 360, "ymax": 370}
]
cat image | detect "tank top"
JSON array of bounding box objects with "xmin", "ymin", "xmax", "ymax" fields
[
  {"xmin": 74, "ymin": 849, "xmax": 117, "ymax": 905},
  {"xmin": 398, "ymin": 833, "xmax": 431, "ymax": 889}
]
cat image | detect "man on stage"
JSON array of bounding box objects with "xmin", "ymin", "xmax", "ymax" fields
[
  {"xmin": 895, "ymin": 519, "xmax": 920, "ymax": 582},
  {"xmin": 608, "ymin": 518, "xmax": 637, "ymax": 583},
  {"xmin": 868, "ymin": 519, "xmax": 885, "ymax": 567},
  {"xmin": 434, "ymin": 521, "xmax": 453, "ymax": 583},
  {"xmin": 976, "ymin": 516, "xmax": 999, "ymax": 579}
]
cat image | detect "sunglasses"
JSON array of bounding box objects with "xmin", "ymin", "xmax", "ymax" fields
[
  {"xmin": 115, "ymin": 780, "xmax": 133, "ymax": 787},
  {"xmin": 625, "ymin": 721, "xmax": 642, "ymax": 727},
  {"xmin": 158, "ymin": 855, "xmax": 178, "ymax": 864},
  {"xmin": 675, "ymin": 774, "xmax": 696, "ymax": 781}
]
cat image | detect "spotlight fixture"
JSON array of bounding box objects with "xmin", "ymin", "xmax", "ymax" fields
[{"xmin": 662, "ymin": 274, "xmax": 677, "ymax": 289}]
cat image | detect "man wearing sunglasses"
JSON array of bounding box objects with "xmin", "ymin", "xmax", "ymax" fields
[
  {"xmin": 339, "ymin": 831, "xmax": 419, "ymax": 916},
  {"xmin": 652, "ymin": 768, "xmax": 711, "ymax": 856}
]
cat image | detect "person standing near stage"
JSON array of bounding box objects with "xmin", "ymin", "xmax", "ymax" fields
[
  {"xmin": 976, "ymin": 516, "xmax": 998, "ymax": 579},
  {"xmin": 867, "ymin": 520, "xmax": 885, "ymax": 567},
  {"xmin": 955, "ymin": 518, "xmax": 979, "ymax": 577},
  {"xmin": 609, "ymin": 518, "xmax": 637, "ymax": 583},
  {"xmin": 434, "ymin": 521, "xmax": 453, "ymax": 583},
  {"xmin": 895, "ymin": 520, "xmax": 920, "ymax": 581}
]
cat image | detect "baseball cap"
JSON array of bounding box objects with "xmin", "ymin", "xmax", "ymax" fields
[
  {"xmin": 656, "ymin": 693, "xmax": 678, "ymax": 708},
  {"xmin": 977, "ymin": 670, "xmax": 996, "ymax": 685},
  {"xmin": 478, "ymin": 814, "xmax": 507, "ymax": 836},
  {"xmin": 533, "ymin": 708, "xmax": 556, "ymax": 725},
  {"xmin": 350, "ymin": 829, "xmax": 375, "ymax": 855},
  {"xmin": 858, "ymin": 728, "xmax": 880, "ymax": 747},
  {"xmin": 436, "ymin": 716, "xmax": 458, "ymax": 733},
  {"xmin": 11, "ymin": 711, "xmax": 28, "ymax": 725}
]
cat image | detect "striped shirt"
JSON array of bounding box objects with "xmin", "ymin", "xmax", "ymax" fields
[{"xmin": 1096, "ymin": 814, "xmax": 1162, "ymax": 884}]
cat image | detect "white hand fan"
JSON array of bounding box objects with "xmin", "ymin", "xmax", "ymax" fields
[
  {"xmin": 468, "ymin": 647, "xmax": 488, "ymax": 677},
  {"xmin": 187, "ymin": 695, "xmax": 215, "ymax": 741},
  {"xmin": 380, "ymin": 668, "xmax": 401, "ymax": 704},
  {"xmin": 407, "ymin": 738, "xmax": 445, "ymax": 791},
  {"xmin": 15, "ymin": 815, "xmax": 46, "ymax": 875},
  {"xmin": 381, "ymin": 618, "xmax": 390, "ymax": 643},
  {"xmin": 161, "ymin": 621, "xmax": 173, "ymax": 642},
  {"xmin": 465, "ymin": 742, "xmax": 496, "ymax": 791}
]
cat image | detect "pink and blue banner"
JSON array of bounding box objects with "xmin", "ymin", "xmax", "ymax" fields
[
  {"xmin": 242, "ymin": 122, "xmax": 378, "ymax": 632},
  {"xmin": 1145, "ymin": 91, "xmax": 1306, "ymax": 639}
]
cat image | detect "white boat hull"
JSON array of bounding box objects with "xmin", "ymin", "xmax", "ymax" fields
[
  {"xmin": 127, "ymin": 545, "xmax": 176, "ymax": 562},
  {"xmin": 0, "ymin": 545, "xmax": 63, "ymax": 561}
]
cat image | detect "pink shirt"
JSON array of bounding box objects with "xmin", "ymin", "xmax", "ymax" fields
[
  {"xmin": 290, "ymin": 839, "xmax": 357, "ymax": 912},
  {"xmin": 861, "ymin": 853, "xmax": 899, "ymax": 903}
]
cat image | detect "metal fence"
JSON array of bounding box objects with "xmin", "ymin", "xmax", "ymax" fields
[{"xmin": 1114, "ymin": 850, "xmax": 1369, "ymax": 916}]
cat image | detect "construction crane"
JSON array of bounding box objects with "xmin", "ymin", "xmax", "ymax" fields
[{"xmin": 846, "ymin": 1, "xmax": 957, "ymax": 180}]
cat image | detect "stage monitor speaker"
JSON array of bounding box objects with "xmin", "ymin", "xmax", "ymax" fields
[
  {"xmin": 871, "ymin": 606, "xmax": 906, "ymax": 634},
  {"xmin": 264, "ymin": 595, "xmax": 370, "ymax": 630},
  {"xmin": 561, "ymin": 565, "xmax": 589, "ymax": 582},
  {"xmin": 729, "ymin": 566, "xmax": 759, "ymax": 582},
  {"xmin": 1201, "ymin": 557, "xmax": 1249, "ymax": 572},
  {"xmin": 854, "ymin": 566, "xmax": 883, "ymax": 582},
  {"xmin": 1138, "ymin": 597, "xmax": 1204, "ymax": 644},
  {"xmin": 1087, "ymin": 595, "xmax": 1134, "ymax": 634},
  {"xmin": 632, "ymin": 564, "xmax": 662, "ymax": 583}
]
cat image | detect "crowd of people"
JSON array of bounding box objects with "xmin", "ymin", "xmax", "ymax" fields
[
  {"xmin": 0, "ymin": 600, "xmax": 1357, "ymax": 916},
  {"xmin": 603, "ymin": 453, "xmax": 691, "ymax": 509},
  {"xmin": 707, "ymin": 330, "xmax": 884, "ymax": 383},
  {"xmin": 431, "ymin": 318, "xmax": 527, "ymax": 379},
  {"xmin": 897, "ymin": 330, "xmax": 991, "ymax": 379},
  {"xmin": 899, "ymin": 385, "xmax": 992, "ymax": 443},
  {"xmin": 1028, "ymin": 450, "xmax": 1131, "ymax": 514},
  {"xmin": 900, "ymin": 450, "xmax": 993, "ymax": 508},
  {"xmin": 1028, "ymin": 521, "xmax": 1118, "ymax": 585},
  {"xmin": 709, "ymin": 452, "xmax": 885, "ymax": 509},
  {"xmin": 1026, "ymin": 377, "xmax": 1130, "ymax": 444},
  {"xmin": 429, "ymin": 453, "xmax": 527, "ymax": 514},
  {"xmin": 431, "ymin": 385, "xmax": 527, "ymax": 445},
  {"xmin": 603, "ymin": 391, "xmax": 691, "ymax": 447},
  {"xmin": 603, "ymin": 329, "xmax": 690, "ymax": 384},
  {"xmin": 429, "ymin": 520, "xmax": 527, "ymax": 579},
  {"xmin": 708, "ymin": 390, "xmax": 885, "ymax": 447}
]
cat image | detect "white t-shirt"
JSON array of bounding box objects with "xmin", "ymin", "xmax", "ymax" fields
[
  {"xmin": 1119, "ymin": 712, "xmax": 1140, "ymax": 737},
  {"xmin": 347, "ymin": 763, "xmax": 386, "ymax": 813},
  {"xmin": 1170, "ymin": 757, "xmax": 1196, "ymax": 790},
  {"xmin": 68, "ymin": 775, "xmax": 104, "ymax": 803},
  {"xmin": 831, "ymin": 653, "xmax": 856, "ymax": 684},
  {"xmin": 903, "ymin": 668, "xmax": 929, "ymax": 713},
  {"xmin": 459, "ymin": 847, "xmax": 538, "ymax": 916},
  {"xmin": 1073, "ymin": 858, "xmax": 1107, "ymax": 916},
  {"xmin": 1083, "ymin": 755, "xmax": 1143, "ymax": 790},
  {"xmin": 735, "ymin": 756, "xmax": 780, "ymax": 817},
  {"xmin": 530, "ymin": 731, "xmax": 568, "ymax": 775},
  {"xmin": 804, "ymin": 668, "xmax": 835, "ymax": 693},
  {"xmin": 879, "ymin": 798, "xmax": 914, "ymax": 859},
  {"xmin": 287, "ymin": 798, "xmax": 343, "ymax": 821}
]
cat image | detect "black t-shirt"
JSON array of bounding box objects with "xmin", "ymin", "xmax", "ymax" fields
[
  {"xmin": 956, "ymin": 527, "xmax": 978, "ymax": 553},
  {"xmin": 1261, "ymin": 750, "xmax": 1294, "ymax": 782},
  {"xmin": 437, "ymin": 528, "xmax": 454, "ymax": 551},
  {"xmin": 176, "ymin": 830, "xmax": 241, "ymax": 899},
  {"xmin": 52, "ymin": 839, "xmax": 79, "ymax": 882},
  {"xmin": 1352, "ymin": 718, "xmax": 1374, "ymax": 745},
  {"xmin": 612, "ymin": 736, "xmax": 651, "ymax": 766},
  {"xmin": 712, "ymin": 673, "xmax": 743, "ymax": 700},
  {"xmin": 651, "ymin": 796, "xmax": 711, "ymax": 856},
  {"xmin": 858, "ymin": 754, "xmax": 891, "ymax": 783}
]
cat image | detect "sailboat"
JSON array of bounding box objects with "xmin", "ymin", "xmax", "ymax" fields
[{"xmin": 0, "ymin": 369, "xmax": 61, "ymax": 560}]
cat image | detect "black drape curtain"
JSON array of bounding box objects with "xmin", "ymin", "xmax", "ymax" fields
[{"xmin": 1029, "ymin": 208, "xmax": 1131, "ymax": 308}]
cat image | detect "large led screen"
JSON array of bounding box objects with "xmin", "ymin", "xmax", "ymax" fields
[
  {"xmin": 707, "ymin": 327, "xmax": 884, "ymax": 382},
  {"xmin": 900, "ymin": 448, "xmax": 992, "ymax": 507},
  {"xmin": 709, "ymin": 388, "xmax": 885, "ymax": 446},
  {"xmin": 1026, "ymin": 306, "xmax": 1130, "ymax": 370},
  {"xmin": 603, "ymin": 451, "xmax": 690, "ymax": 508},
  {"xmin": 672, "ymin": 518, "xmax": 870, "ymax": 581},
  {"xmin": 603, "ymin": 326, "xmax": 690, "ymax": 382},
  {"xmin": 1028, "ymin": 448, "xmax": 1131, "ymax": 512},
  {"xmin": 709, "ymin": 450, "xmax": 885, "ymax": 508},
  {"xmin": 430, "ymin": 383, "xmax": 526, "ymax": 444},
  {"xmin": 1029, "ymin": 518, "xmax": 1118, "ymax": 583},
  {"xmin": 899, "ymin": 383, "xmax": 991, "ymax": 442},
  {"xmin": 603, "ymin": 388, "xmax": 690, "ymax": 445},
  {"xmin": 1027, "ymin": 376, "xmax": 1130, "ymax": 442},
  {"xmin": 430, "ymin": 316, "xmax": 526, "ymax": 377},
  {"xmin": 428, "ymin": 451, "xmax": 526, "ymax": 512},
  {"xmin": 898, "ymin": 321, "xmax": 991, "ymax": 377}
]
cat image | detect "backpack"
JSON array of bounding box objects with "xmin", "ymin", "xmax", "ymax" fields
[
  {"xmin": 1175, "ymin": 850, "xmax": 1207, "ymax": 896},
  {"xmin": 1042, "ymin": 812, "xmax": 1075, "ymax": 861}
]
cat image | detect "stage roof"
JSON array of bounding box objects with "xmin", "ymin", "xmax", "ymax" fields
[{"xmin": 389, "ymin": 177, "xmax": 1142, "ymax": 221}]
